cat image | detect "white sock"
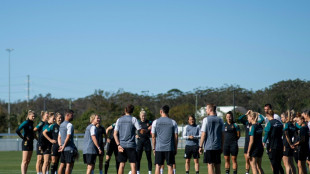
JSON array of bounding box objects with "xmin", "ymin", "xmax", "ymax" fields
[
  {"xmin": 137, "ymin": 171, "xmax": 140, "ymax": 174},
  {"xmin": 173, "ymin": 169, "xmax": 176, "ymax": 174},
  {"xmin": 148, "ymin": 171, "xmax": 152, "ymax": 174},
  {"xmin": 160, "ymin": 168, "xmax": 163, "ymax": 174},
  {"xmin": 128, "ymin": 171, "xmax": 132, "ymax": 174},
  {"xmin": 100, "ymin": 170, "xmax": 103, "ymax": 174},
  {"xmin": 46, "ymin": 172, "xmax": 49, "ymax": 174}
]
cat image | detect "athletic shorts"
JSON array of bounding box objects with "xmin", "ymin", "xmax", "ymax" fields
[
  {"xmin": 42, "ymin": 144, "xmax": 52, "ymax": 155},
  {"xmin": 137, "ymin": 138, "xmax": 152, "ymax": 152},
  {"xmin": 83, "ymin": 154, "xmax": 97, "ymax": 164},
  {"xmin": 60, "ymin": 150, "xmax": 76, "ymax": 164},
  {"xmin": 224, "ymin": 142, "xmax": 238, "ymax": 156},
  {"xmin": 297, "ymin": 150, "xmax": 308, "ymax": 161},
  {"xmin": 244, "ymin": 141, "xmax": 249, "ymax": 154},
  {"xmin": 106, "ymin": 140, "xmax": 118, "ymax": 156},
  {"xmin": 36, "ymin": 143, "xmax": 43, "ymax": 155},
  {"xmin": 51, "ymin": 144, "xmax": 61, "ymax": 157},
  {"xmin": 22, "ymin": 139, "xmax": 33, "ymax": 151},
  {"xmin": 203, "ymin": 150, "xmax": 221, "ymax": 164},
  {"xmin": 249, "ymin": 148, "xmax": 264, "ymax": 158},
  {"xmin": 118, "ymin": 148, "xmax": 137, "ymax": 163},
  {"xmin": 283, "ymin": 146, "xmax": 294, "ymax": 157},
  {"xmin": 155, "ymin": 151, "xmax": 175, "ymax": 166},
  {"xmin": 184, "ymin": 145, "xmax": 199, "ymax": 159}
]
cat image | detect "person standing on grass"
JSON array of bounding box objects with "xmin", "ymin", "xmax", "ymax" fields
[
  {"xmin": 293, "ymin": 115, "xmax": 309, "ymax": 174},
  {"xmin": 34, "ymin": 111, "xmax": 48, "ymax": 174},
  {"xmin": 263, "ymin": 110, "xmax": 284, "ymax": 174},
  {"xmin": 281, "ymin": 111, "xmax": 297, "ymax": 174},
  {"xmin": 199, "ymin": 103, "xmax": 224, "ymax": 174},
  {"xmin": 183, "ymin": 115, "xmax": 200, "ymax": 174},
  {"xmin": 114, "ymin": 104, "xmax": 144, "ymax": 174},
  {"xmin": 83, "ymin": 114, "xmax": 103, "ymax": 174},
  {"xmin": 151, "ymin": 105, "xmax": 178, "ymax": 174},
  {"xmin": 223, "ymin": 111, "xmax": 240, "ymax": 174},
  {"xmin": 238, "ymin": 111, "xmax": 264, "ymax": 174},
  {"xmin": 104, "ymin": 122, "xmax": 120, "ymax": 174},
  {"xmin": 16, "ymin": 110, "xmax": 36, "ymax": 174},
  {"xmin": 42, "ymin": 112, "xmax": 56, "ymax": 174},
  {"xmin": 301, "ymin": 110, "xmax": 310, "ymax": 171},
  {"xmin": 96, "ymin": 116, "xmax": 107, "ymax": 174},
  {"xmin": 58, "ymin": 109, "xmax": 77, "ymax": 174},
  {"xmin": 136, "ymin": 110, "xmax": 153, "ymax": 174},
  {"xmin": 246, "ymin": 110, "xmax": 264, "ymax": 174}
]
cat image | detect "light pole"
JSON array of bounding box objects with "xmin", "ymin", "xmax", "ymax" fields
[{"xmin": 6, "ymin": 48, "xmax": 14, "ymax": 134}]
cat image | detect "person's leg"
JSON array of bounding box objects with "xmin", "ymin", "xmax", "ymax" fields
[
  {"xmin": 104, "ymin": 155, "xmax": 110, "ymax": 174},
  {"xmin": 214, "ymin": 164, "xmax": 221, "ymax": 174},
  {"xmin": 118, "ymin": 162, "xmax": 125, "ymax": 174},
  {"xmin": 207, "ymin": 163, "xmax": 215, "ymax": 174},
  {"xmin": 299, "ymin": 160, "xmax": 307, "ymax": 174},
  {"xmin": 282, "ymin": 156, "xmax": 290, "ymax": 174},
  {"xmin": 86, "ymin": 164, "xmax": 94, "ymax": 174},
  {"xmin": 98, "ymin": 155, "xmax": 104, "ymax": 174},
  {"xmin": 36, "ymin": 154, "xmax": 43, "ymax": 173},
  {"xmin": 21, "ymin": 151, "xmax": 30, "ymax": 174},
  {"xmin": 185, "ymin": 159, "xmax": 190, "ymax": 173},
  {"xmin": 155, "ymin": 164, "xmax": 161, "ymax": 174},
  {"xmin": 224, "ymin": 156, "xmax": 230, "ymax": 174},
  {"xmin": 249, "ymin": 157, "xmax": 258, "ymax": 174},
  {"xmin": 136, "ymin": 147, "xmax": 143, "ymax": 172},
  {"xmin": 244, "ymin": 154, "xmax": 250, "ymax": 174},
  {"xmin": 194, "ymin": 159, "xmax": 199, "ymax": 173},
  {"xmin": 42, "ymin": 154, "xmax": 50, "ymax": 174},
  {"xmin": 65, "ymin": 163, "xmax": 72, "ymax": 174},
  {"xmin": 167, "ymin": 164, "xmax": 173, "ymax": 174},
  {"xmin": 289, "ymin": 156, "xmax": 296, "ymax": 174},
  {"xmin": 130, "ymin": 163, "xmax": 137, "ymax": 174},
  {"xmin": 145, "ymin": 150, "xmax": 152, "ymax": 172},
  {"xmin": 231, "ymin": 156, "xmax": 237, "ymax": 174},
  {"xmin": 57, "ymin": 163, "xmax": 65, "ymax": 174},
  {"xmin": 257, "ymin": 157, "xmax": 264, "ymax": 174}
]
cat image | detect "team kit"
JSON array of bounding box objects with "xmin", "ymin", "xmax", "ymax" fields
[{"xmin": 15, "ymin": 103, "xmax": 310, "ymax": 174}]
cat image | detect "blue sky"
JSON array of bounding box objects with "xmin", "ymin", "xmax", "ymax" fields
[{"xmin": 0, "ymin": 0, "xmax": 309, "ymax": 102}]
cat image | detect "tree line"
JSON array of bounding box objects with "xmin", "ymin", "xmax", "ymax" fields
[{"xmin": 1, "ymin": 79, "xmax": 310, "ymax": 133}]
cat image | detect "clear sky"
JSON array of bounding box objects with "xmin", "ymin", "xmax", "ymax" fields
[{"xmin": 0, "ymin": 0, "xmax": 309, "ymax": 102}]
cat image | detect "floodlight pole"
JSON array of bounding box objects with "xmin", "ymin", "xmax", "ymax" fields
[{"xmin": 6, "ymin": 48, "xmax": 14, "ymax": 134}]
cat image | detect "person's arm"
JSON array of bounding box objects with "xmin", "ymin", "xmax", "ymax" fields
[
  {"xmin": 58, "ymin": 132, "xmax": 62, "ymax": 146},
  {"xmin": 263, "ymin": 122, "xmax": 271, "ymax": 145},
  {"xmin": 103, "ymin": 127, "xmax": 107, "ymax": 146},
  {"xmin": 16, "ymin": 121, "xmax": 26, "ymax": 140},
  {"xmin": 33, "ymin": 121, "xmax": 43, "ymax": 132},
  {"xmin": 113, "ymin": 119, "xmax": 123, "ymax": 152},
  {"xmin": 258, "ymin": 114, "xmax": 265, "ymax": 124},
  {"xmin": 247, "ymin": 126, "xmax": 255, "ymax": 158},
  {"xmin": 173, "ymin": 121, "xmax": 178, "ymax": 155},
  {"xmin": 151, "ymin": 120, "xmax": 157, "ymax": 155},
  {"xmin": 90, "ymin": 126, "xmax": 102, "ymax": 154},
  {"xmin": 235, "ymin": 123, "xmax": 241, "ymax": 139},
  {"xmin": 193, "ymin": 125, "xmax": 201, "ymax": 139},
  {"xmin": 182, "ymin": 125, "xmax": 189, "ymax": 139},
  {"xmin": 59, "ymin": 123, "xmax": 73, "ymax": 152},
  {"xmin": 221, "ymin": 119, "xmax": 224, "ymax": 152},
  {"xmin": 199, "ymin": 118, "xmax": 207, "ymax": 154},
  {"xmin": 238, "ymin": 115, "xmax": 247, "ymax": 125},
  {"xmin": 284, "ymin": 125, "xmax": 294, "ymax": 149},
  {"xmin": 43, "ymin": 127, "xmax": 56, "ymax": 144}
]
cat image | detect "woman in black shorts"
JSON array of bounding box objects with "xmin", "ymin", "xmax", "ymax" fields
[
  {"xmin": 16, "ymin": 110, "xmax": 36, "ymax": 174},
  {"xmin": 34, "ymin": 111, "xmax": 48, "ymax": 174},
  {"xmin": 293, "ymin": 115, "xmax": 309, "ymax": 174},
  {"xmin": 246, "ymin": 110, "xmax": 264, "ymax": 174},
  {"xmin": 42, "ymin": 112, "xmax": 56, "ymax": 174},
  {"xmin": 223, "ymin": 111, "xmax": 240, "ymax": 174},
  {"xmin": 281, "ymin": 111, "xmax": 297, "ymax": 174},
  {"xmin": 49, "ymin": 112, "xmax": 63, "ymax": 174}
]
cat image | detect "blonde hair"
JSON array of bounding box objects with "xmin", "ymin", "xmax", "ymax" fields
[
  {"xmin": 41, "ymin": 111, "xmax": 48, "ymax": 117},
  {"xmin": 89, "ymin": 113, "xmax": 97, "ymax": 123},
  {"xmin": 246, "ymin": 110, "xmax": 259, "ymax": 123},
  {"xmin": 283, "ymin": 110, "xmax": 295, "ymax": 123},
  {"xmin": 47, "ymin": 112, "xmax": 55, "ymax": 119},
  {"xmin": 140, "ymin": 109, "xmax": 146, "ymax": 115},
  {"xmin": 28, "ymin": 110, "xmax": 35, "ymax": 115}
]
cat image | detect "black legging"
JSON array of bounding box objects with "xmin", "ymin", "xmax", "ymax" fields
[
  {"xmin": 269, "ymin": 149, "xmax": 284, "ymax": 174},
  {"xmin": 136, "ymin": 148, "xmax": 152, "ymax": 171}
]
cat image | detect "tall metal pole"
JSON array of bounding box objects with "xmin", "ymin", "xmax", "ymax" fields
[
  {"xmin": 195, "ymin": 94, "xmax": 198, "ymax": 117},
  {"xmin": 6, "ymin": 48, "xmax": 14, "ymax": 134},
  {"xmin": 233, "ymin": 88, "xmax": 236, "ymax": 118},
  {"xmin": 27, "ymin": 75, "xmax": 30, "ymax": 108}
]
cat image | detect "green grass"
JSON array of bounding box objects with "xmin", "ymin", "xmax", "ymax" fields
[{"xmin": 0, "ymin": 149, "xmax": 273, "ymax": 174}]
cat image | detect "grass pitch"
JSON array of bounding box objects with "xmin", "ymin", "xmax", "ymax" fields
[{"xmin": 0, "ymin": 149, "xmax": 273, "ymax": 174}]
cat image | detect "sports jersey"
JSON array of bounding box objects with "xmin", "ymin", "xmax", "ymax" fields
[
  {"xmin": 108, "ymin": 123, "xmax": 116, "ymax": 140},
  {"xmin": 83, "ymin": 124, "xmax": 98, "ymax": 154},
  {"xmin": 238, "ymin": 114, "xmax": 264, "ymax": 146},
  {"xmin": 42, "ymin": 123, "xmax": 52, "ymax": 147},
  {"xmin": 137, "ymin": 119, "xmax": 152, "ymax": 139},
  {"xmin": 249, "ymin": 124, "xmax": 264, "ymax": 151},
  {"xmin": 36, "ymin": 121, "xmax": 46, "ymax": 145},
  {"xmin": 16, "ymin": 120, "xmax": 34, "ymax": 140},
  {"xmin": 224, "ymin": 122, "xmax": 240, "ymax": 143},
  {"xmin": 263, "ymin": 119, "xmax": 283, "ymax": 149},
  {"xmin": 59, "ymin": 120, "xmax": 75, "ymax": 151},
  {"xmin": 297, "ymin": 124, "xmax": 309, "ymax": 152},
  {"xmin": 96, "ymin": 125, "xmax": 106, "ymax": 147},
  {"xmin": 283, "ymin": 122, "xmax": 297, "ymax": 147},
  {"xmin": 115, "ymin": 115, "xmax": 141, "ymax": 148},
  {"xmin": 182, "ymin": 124, "xmax": 200, "ymax": 146},
  {"xmin": 201, "ymin": 115, "xmax": 224, "ymax": 151},
  {"xmin": 151, "ymin": 117, "xmax": 178, "ymax": 151}
]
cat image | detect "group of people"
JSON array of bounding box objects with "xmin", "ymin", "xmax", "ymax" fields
[{"xmin": 15, "ymin": 103, "xmax": 310, "ymax": 174}]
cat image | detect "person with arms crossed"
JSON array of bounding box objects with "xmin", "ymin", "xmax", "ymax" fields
[
  {"xmin": 152, "ymin": 105, "xmax": 178, "ymax": 174},
  {"xmin": 83, "ymin": 114, "xmax": 103, "ymax": 174},
  {"xmin": 114, "ymin": 104, "xmax": 144, "ymax": 174},
  {"xmin": 199, "ymin": 103, "xmax": 224, "ymax": 174},
  {"xmin": 183, "ymin": 115, "xmax": 200, "ymax": 174},
  {"xmin": 58, "ymin": 109, "xmax": 77, "ymax": 174},
  {"xmin": 16, "ymin": 110, "xmax": 36, "ymax": 174}
]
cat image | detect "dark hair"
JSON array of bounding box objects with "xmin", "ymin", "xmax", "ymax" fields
[
  {"xmin": 125, "ymin": 104, "xmax": 134, "ymax": 114},
  {"xmin": 264, "ymin": 104, "xmax": 272, "ymax": 109},
  {"xmin": 266, "ymin": 109, "xmax": 274, "ymax": 117},
  {"xmin": 161, "ymin": 105, "xmax": 170, "ymax": 114},
  {"xmin": 302, "ymin": 110, "xmax": 310, "ymax": 116},
  {"xmin": 65, "ymin": 109, "xmax": 74, "ymax": 115},
  {"xmin": 206, "ymin": 103, "xmax": 216, "ymax": 112},
  {"xmin": 188, "ymin": 114, "xmax": 196, "ymax": 121},
  {"xmin": 226, "ymin": 111, "xmax": 234, "ymax": 122}
]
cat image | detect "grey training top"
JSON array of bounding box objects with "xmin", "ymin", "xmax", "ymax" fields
[
  {"xmin": 59, "ymin": 121, "xmax": 75, "ymax": 151},
  {"xmin": 201, "ymin": 115, "xmax": 224, "ymax": 151},
  {"xmin": 183, "ymin": 124, "xmax": 201, "ymax": 146},
  {"xmin": 83, "ymin": 124, "xmax": 97, "ymax": 154},
  {"xmin": 151, "ymin": 117, "xmax": 178, "ymax": 151},
  {"xmin": 114, "ymin": 115, "xmax": 141, "ymax": 148}
]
